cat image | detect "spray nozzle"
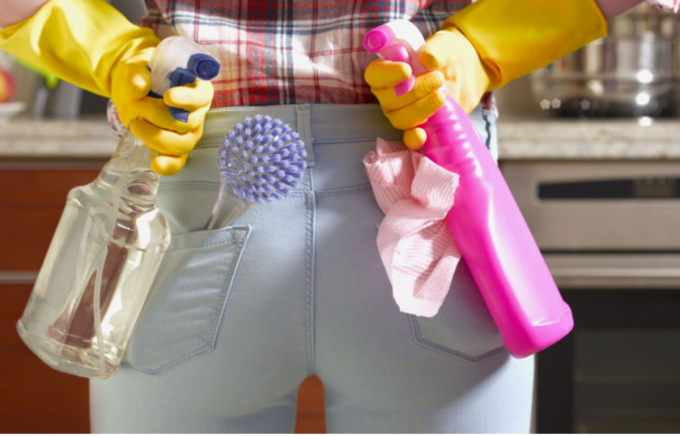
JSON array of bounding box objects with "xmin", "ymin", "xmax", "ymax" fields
[
  {"xmin": 147, "ymin": 37, "xmax": 221, "ymax": 122},
  {"xmin": 364, "ymin": 21, "xmax": 427, "ymax": 96},
  {"xmin": 187, "ymin": 53, "xmax": 220, "ymax": 80}
]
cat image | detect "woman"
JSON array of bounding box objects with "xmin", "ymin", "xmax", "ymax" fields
[{"xmin": 0, "ymin": 0, "xmax": 656, "ymax": 432}]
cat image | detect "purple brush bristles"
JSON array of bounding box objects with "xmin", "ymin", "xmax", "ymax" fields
[{"xmin": 218, "ymin": 114, "xmax": 307, "ymax": 204}]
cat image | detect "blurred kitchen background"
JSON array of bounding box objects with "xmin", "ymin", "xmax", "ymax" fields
[
  {"xmin": 0, "ymin": 0, "xmax": 146, "ymax": 120},
  {"xmin": 2, "ymin": 2, "xmax": 680, "ymax": 434}
]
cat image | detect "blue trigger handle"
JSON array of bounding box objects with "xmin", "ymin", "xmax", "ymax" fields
[
  {"xmin": 167, "ymin": 67, "xmax": 195, "ymax": 122},
  {"xmin": 147, "ymin": 68, "xmax": 195, "ymax": 122},
  {"xmin": 147, "ymin": 53, "xmax": 221, "ymax": 123}
]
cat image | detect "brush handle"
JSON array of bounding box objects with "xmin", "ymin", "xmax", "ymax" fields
[{"xmin": 205, "ymin": 178, "xmax": 253, "ymax": 230}]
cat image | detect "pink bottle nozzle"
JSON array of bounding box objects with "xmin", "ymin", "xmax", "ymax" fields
[
  {"xmin": 381, "ymin": 44, "xmax": 410, "ymax": 63},
  {"xmin": 368, "ymin": 41, "xmax": 414, "ymax": 96},
  {"xmin": 394, "ymin": 77, "xmax": 414, "ymax": 97},
  {"xmin": 364, "ymin": 26, "xmax": 394, "ymax": 54}
]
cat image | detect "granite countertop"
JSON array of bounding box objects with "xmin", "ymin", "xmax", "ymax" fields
[
  {"xmin": 497, "ymin": 118, "xmax": 680, "ymax": 160},
  {"xmin": 0, "ymin": 117, "xmax": 117, "ymax": 159},
  {"xmin": 2, "ymin": 116, "xmax": 680, "ymax": 160}
]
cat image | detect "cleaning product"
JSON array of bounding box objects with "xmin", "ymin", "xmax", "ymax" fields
[
  {"xmin": 364, "ymin": 20, "xmax": 574, "ymax": 358},
  {"xmin": 147, "ymin": 36, "xmax": 219, "ymax": 123},
  {"xmin": 16, "ymin": 37, "xmax": 220, "ymax": 379},
  {"xmin": 206, "ymin": 114, "xmax": 307, "ymax": 230}
]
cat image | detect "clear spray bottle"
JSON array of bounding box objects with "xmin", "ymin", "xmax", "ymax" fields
[{"xmin": 16, "ymin": 37, "xmax": 220, "ymax": 379}]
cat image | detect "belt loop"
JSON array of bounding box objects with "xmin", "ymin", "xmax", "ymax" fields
[{"xmin": 295, "ymin": 104, "xmax": 315, "ymax": 167}]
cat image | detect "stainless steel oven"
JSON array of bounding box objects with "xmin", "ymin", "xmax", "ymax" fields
[{"xmin": 503, "ymin": 160, "xmax": 680, "ymax": 433}]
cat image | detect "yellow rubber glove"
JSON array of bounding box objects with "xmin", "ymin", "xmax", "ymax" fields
[
  {"xmin": 366, "ymin": 0, "xmax": 607, "ymax": 150},
  {"xmin": 0, "ymin": 0, "xmax": 214, "ymax": 176},
  {"xmin": 111, "ymin": 47, "xmax": 214, "ymax": 175},
  {"xmin": 445, "ymin": 0, "xmax": 607, "ymax": 90},
  {"xmin": 365, "ymin": 28, "xmax": 491, "ymax": 150}
]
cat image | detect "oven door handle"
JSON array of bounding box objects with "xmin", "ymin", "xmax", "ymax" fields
[{"xmin": 545, "ymin": 254, "xmax": 680, "ymax": 289}]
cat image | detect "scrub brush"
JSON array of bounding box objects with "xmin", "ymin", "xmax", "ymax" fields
[{"xmin": 205, "ymin": 114, "xmax": 307, "ymax": 230}]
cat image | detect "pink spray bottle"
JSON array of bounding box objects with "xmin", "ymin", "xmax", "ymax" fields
[{"xmin": 364, "ymin": 20, "xmax": 573, "ymax": 358}]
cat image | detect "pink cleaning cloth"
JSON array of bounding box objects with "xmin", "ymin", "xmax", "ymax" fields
[{"xmin": 363, "ymin": 138, "xmax": 462, "ymax": 318}]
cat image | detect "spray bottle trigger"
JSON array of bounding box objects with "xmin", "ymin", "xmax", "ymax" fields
[
  {"xmin": 165, "ymin": 67, "xmax": 197, "ymax": 122},
  {"xmin": 379, "ymin": 43, "xmax": 415, "ymax": 96},
  {"xmin": 146, "ymin": 67, "xmax": 196, "ymax": 122}
]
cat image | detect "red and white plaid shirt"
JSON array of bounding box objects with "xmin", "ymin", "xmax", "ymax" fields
[
  {"xmin": 138, "ymin": 0, "xmax": 471, "ymax": 107},
  {"xmin": 137, "ymin": 0, "xmax": 678, "ymax": 108}
]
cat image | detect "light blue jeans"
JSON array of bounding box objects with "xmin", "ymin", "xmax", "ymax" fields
[{"xmin": 90, "ymin": 104, "xmax": 535, "ymax": 433}]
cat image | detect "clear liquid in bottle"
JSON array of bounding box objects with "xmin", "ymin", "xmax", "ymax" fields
[{"xmin": 17, "ymin": 130, "xmax": 171, "ymax": 379}]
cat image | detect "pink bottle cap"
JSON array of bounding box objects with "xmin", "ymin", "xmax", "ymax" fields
[{"xmin": 364, "ymin": 26, "xmax": 394, "ymax": 54}]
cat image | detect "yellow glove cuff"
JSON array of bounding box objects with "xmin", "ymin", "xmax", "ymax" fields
[
  {"xmin": 419, "ymin": 28, "xmax": 492, "ymax": 114},
  {"xmin": 0, "ymin": 0, "xmax": 159, "ymax": 97},
  {"xmin": 444, "ymin": 0, "xmax": 607, "ymax": 90}
]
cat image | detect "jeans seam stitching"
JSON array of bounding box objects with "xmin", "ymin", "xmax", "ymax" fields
[
  {"xmin": 165, "ymin": 227, "xmax": 249, "ymax": 252},
  {"xmin": 297, "ymin": 105, "xmax": 315, "ymax": 167},
  {"xmin": 316, "ymin": 184, "xmax": 373, "ymax": 197},
  {"xmin": 312, "ymin": 135, "xmax": 402, "ymax": 144},
  {"xmin": 409, "ymin": 314, "xmax": 508, "ymax": 364},
  {"xmin": 208, "ymin": 226, "xmax": 251, "ymax": 351},
  {"xmin": 159, "ymin": 181, "xmax": 311, "ymax": 197},
  {"xmin": 159, "ymin": 181, "xmax": 373, "ymax": 197},
  {"xmin": 305, "ymin": 190, "xmax": 317, "ymax": 374},
  {"xmin": 128, "ymin": 343, "xmax": 212, "ymax": 375},
  {"xmin": 158, "ymin": 181, "xmax": 218, "ymax": 191}
]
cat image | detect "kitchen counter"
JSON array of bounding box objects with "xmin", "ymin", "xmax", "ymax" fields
[
  {"xmin": 497, "ymin": 118, "xmax": 680, "ymax": 160},
  {"xmin": 2, "ymin": 117, "xmax": 680, "ymax": 160},
  {"xmin": 0, "ymin": 118, "xmax": 116, "ymax": 159}
]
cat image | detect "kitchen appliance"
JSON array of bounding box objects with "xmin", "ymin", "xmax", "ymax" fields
[
  {"xmin": 530, "ymin": 4, "xmax": 679, "ymax": 117},
  {"xmin": 502, "ymin": 159, "xmax": 680, "ymax": 433}
]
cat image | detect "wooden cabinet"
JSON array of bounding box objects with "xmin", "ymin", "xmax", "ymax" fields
[
  {"xmin": 0, "ymin": 284, "xmax": 91, "ymax": 433},
  {"xmin": 0, "ymin": 165, "xmax": 101, "ymax": 433},
  {"xmin": 0, "ymin": 164, "xmax": 325, "ymax": 433}
]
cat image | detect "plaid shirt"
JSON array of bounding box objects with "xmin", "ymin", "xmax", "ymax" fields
[
  {"xmin": 138, "ymin": 0, "xmax": 471, "ymax": 107},
  {"xmin": 138, "ymin": 0, "xmax": 679, "ymax": 108}
]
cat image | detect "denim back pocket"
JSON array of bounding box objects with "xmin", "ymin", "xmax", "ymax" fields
[
  {"xmin": 408, "ymin": 258, "xmax": 508, "ymax": 363},
  {"xmin": 123, "ymin": 225, "xmax": 251, "ymax": 375},
  {"xmin": 408, "ymin": 107, "xmax": 501, "ymax": 362}
]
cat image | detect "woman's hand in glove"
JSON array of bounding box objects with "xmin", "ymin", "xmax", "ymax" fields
[
  {"xmin": 366, "ymin": 0, "xmax": 607, "ymax": 150},
  {"xmin": 0, "ymin": 0, "xmax": 219, "ymax": 177},
  {"xmin": 111, "ymin": 47, "xmax": 214, "ymax": 176},
  {"xmin": 365, "ymin": 28, "xmax": 491, "ymax": 150}
]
